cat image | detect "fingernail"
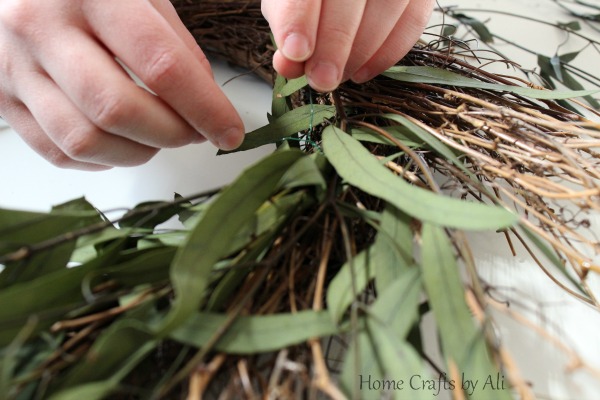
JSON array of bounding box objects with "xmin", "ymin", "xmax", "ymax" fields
[
  {"xmin": 307, "ymin": 61, "xmax": 340, "ymax": 92},
  {"xmin": 282, "ymin": 33, "xmax": 311, "ymax": 61},
  {"xmin": 352, "ymin": 67, "xmax": 372, "ymax": 83},
  {"xmin": 217, "ymin": 126, "xmax": 244, "ymax": 150}
]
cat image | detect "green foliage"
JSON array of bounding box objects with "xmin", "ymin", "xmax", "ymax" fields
[
  {"xmin": 383, "ymin": 65, "xmax": 598, "ymax": 100},
  {"xmin": 322, "ymin": 125, "xmax": 518, "ymax": 230}
]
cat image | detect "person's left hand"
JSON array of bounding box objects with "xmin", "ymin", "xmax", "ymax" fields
[{"xmin": 262, "ymin": 0, "xmax": 435, "ymax": 92}]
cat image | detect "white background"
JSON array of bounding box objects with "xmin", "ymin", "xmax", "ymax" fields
[{"xmin": 1, "ymin": 1, "xmax": 599, "ymax": 399}]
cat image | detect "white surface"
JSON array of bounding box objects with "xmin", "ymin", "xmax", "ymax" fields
[{"xmin": 0, "ymin": 2, "xmax": 599, "ymax": 399}]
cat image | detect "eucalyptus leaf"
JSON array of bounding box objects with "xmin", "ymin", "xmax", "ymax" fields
[
  {"xmin": 158, "ymin": 150, "xmax": 305, "ymax": 335},
  {"xmin": 340, "ymin": 323, "xmax": 430, "ymax": 400},
  {"xmin": 452, "ymin": 13, "xmax": 494, "ymax": 43},
  {"xmin": 365, "ymin": 325, "xmax": 431, "ymax": 400},
  {"xmin": 0, "ymin": 199, "xmax": 103, "ymax": 286},
  {"xmin": 520, "ymin": 225, "xmax": 589, "ymax": 297},
  {"xmin": 278, "ymin": 154, "xmax": 327, "ymax": 191},
  {"xmin": 537, "ymin": 55, "xmax": 600, "ymax": 108},
  {"xmin": 340, "ymin": 331, "xmax": 385, "ymax": 400},
  {"xmin": 220, "ymin": 104, "xmax": 335, "ymax": 153},
  {"xmin": 421, "ymin": 224, "xmax": 512, "ymax": 399},
  {"xmin": 100, "ymin": 247, "xmax": 176, "ymax": 288},
  {"xmin": 373, "ymin": 205, "xmax": 414, "ymax": 292},
  {"xmin": 327, "ymin": 248, "xmax": 376, "ymax": 323},
  {"xmin": 206, "ymin": 191, "xmax": 313, "ymax": 311},
  {"xmin": 53, "ymin": 319, "xmax": 156, "ymax": 394},
  {"xmin": 558, "ymin": 20, "xmax": 582, "ymax": 31},
  {"xmin": 171, "ymin": 311, "xmax": 338, "ymax": 354},
  {"xmin": 322, "ymin": 126, "xmax": 517, "ymax": 230},
  {"xmin": 380, "ymin": 113, "xmax": 478, "ymax": 181},
  {"xmin": 271, "ymin": 73, "xmax": 291, "ymax": 120},
  {"xmin": 383, "ymin": 66, "xmax": 598, "ymax": 100},
  {"xmin": 278, "ymin": 75, "xmax": 308, "ymax": 97},
  {"xmin": 118, "ymin": 200, "xmax": 188, "ymax": 230},
  {"xmin": 0, "ymin": 240, "xmax": 125, "ymax": 346},
  {"xmin": 49, "ymin": 325, "xmax": 156, "ymax": 400},
  {"xmin": 370, "ymin": 268, "xmax": 421, "ymax": 339},
  {"xmin": 350, "ymin": 127, "xmax": 422, "ymax": 148}
]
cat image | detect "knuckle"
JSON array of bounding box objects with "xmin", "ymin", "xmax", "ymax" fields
[
  {"xmin": 89, "ymin": 90, "xmax": 128, "ymax": 130},
  {"xmin": 323, "ymin": 24, "xmax": 355, "ymax": 47},
  {"xmin": 410, "ymin": 0, "xmax": 435, "ymax": 31},
  {"xmin": 0, "ymin": 0, "xmax": 38, "ymax": 37},
  {"xmin": 60, "ymin": 128, "xmax": 97, "ymax": 161},
  {"xmin": 141, "ymin": 49, "xmax": 181, "ymax": 88},
  {"xmin": 46, "ymin": 148, "xmax": 77, "ymax": 169}
]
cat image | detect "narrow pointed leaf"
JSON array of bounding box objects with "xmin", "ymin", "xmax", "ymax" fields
[
  {"xmin": 322, "ymin": 126, "xmax": 517, "ymax": 230},
  {"xmin": 158, "ymin": 150, "xmax": 305, "ymax": 335},
  {"xmin": 421, "ymin": 224, "xmax": 512, "ymax": 399},
  {"xmin": 171, "ymin": 311, "xmax": 338, "ymax": 354},
  {"xmin": 327, "ymin": 248, "xmax": 376, "ymax": 323},
  {"xmin": 383, "ymin": 66, "xmax": 598, "ymax": 100},
  {"xmin": 279, "ymin": 75, "xmax": 308, "ymax": 97},
  {"xmin": 220, "ymin": 105, "xmax": 335, "ymax": 153}
]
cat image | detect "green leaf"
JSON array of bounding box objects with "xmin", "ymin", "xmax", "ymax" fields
[
  {"xmin": 383, "ymin": 66, "xmax": 598, "ymax": 100},
  {"xmin": 421, "ymin": 224, "xmax": 512, "ymax": 399},
  {"xmin": 353, "ymin": 270, "xmax": 425, "ymax": 400},
  {"xmin": 370, "ymin": 268, "xmax": 421, "ymax": 339},
  {"xmin": 0, "ymin": 199, "xmax": 103, "ymax": 287},
  {"xmin": 157, "ymin": 150, "xmax": 305, "ymax": 335},
  {"xmin": 537, "ymin": 55, "xmax": 600, "ymax": 108},
  {"xmin": 340, "ymin": 331, "xmax": 385, "ymax": 400},
  {"xmin": 171, "ymin": 311, "xmax": 338, "ymax": 354},
  {"xmin": 452, "ymin": 13, "xmax": 494, "ymax": 43},
  {"xmin": 557, "ymin": 20, "xmax": 582, "ymax": 31},
  {"xmin": 0, "ymin": 317, "xmax": 38, "ymax": 397},
  {"xmin": 118, "ymin": 200, "xmax": 187, "ymax": 230},
  {"xmin": 350, "ymin": 127, "xmax": 422, "ymax": 148},
  {"xmin": 340, "ymin": 324, "xmax": 430, "ymax": 400},
  {"xmin": 220, "ymin": 104, "xmax": 335, "ymax": 153},
  {"xmin": 327, "ymin": 248, "xmax": 376, "ymax": 323},
  {"xmin": 0, "ymin": 240, "xmax": 125, "ymax": 346},
  {"xmin": 519, "ymin": 225, "xmax": 589, "ymax": 298},
  {"xmin": 322, "ymin": 126, "xmax": 517, "ymax": 230},
  {"xmin": 101, "ymin": 247, "xmax": 176, "ymax": 288},
  {"xmin": 278, "ymin": 75, "xmax": 308, "ymax": 97},
  {"xmin": 559, "ymin": 51, "xmax": 581, "ymax": 64},
  {"xmin": 380, "ymin": 113, "xmax": 479, "ymax": 181},
  {"xmin": 206, "ymin": 191, "xmax": 312, "ymax": 311},
  {"xmin": 271, "ymin": 73, "xmax": 291, "ymax": 121},
  {"xmin": 550, "ymin": 55, "xmax": 564, "ymax": 82},
  {"xmin": 49, "ymin": 321, "xmax": 156, "ymax": 400},
  {"xmin": 373, "ymin": 205, "xmax": 414, "ymax": 293},
  {"xmin": 278, "ymin": 154, "xmax": 327, "ymax": 192}
]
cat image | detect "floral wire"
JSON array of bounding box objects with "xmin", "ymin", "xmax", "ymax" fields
[{"xmin": 282, "ymin": 85, "xmax": 323, "ymax": 153}]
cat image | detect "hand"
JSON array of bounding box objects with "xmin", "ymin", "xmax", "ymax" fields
[
  {"xmin": 262, "ymin": 0, "xmax": 435, "ymax": 92},
  {"xmin": 0, "ymin": 0, "xmax": 244, "ymax": 170}
]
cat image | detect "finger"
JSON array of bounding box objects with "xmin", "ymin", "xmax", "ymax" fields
[
  {"xmin": 149, "ymin": 0, "xmax": 213, "ymax": 77},
  {"xmin": 35, "ymin": 29, "xmax": 203, "ymax": 149},
  {"xmin": 272, "ymin": 50, "xmax": 305, "ymax": 79},
  {"xmin": 261, "ymin": 0, "xmax": 321, "ymax": 62},
  {"xmin": 16, "ymin": 72, "xmax": 160, "ymax": 167},
  {"xmin": 342, "ymin": 0, "xmax": 409, "ymax": 81},
  {"xmin": 0, "ymin": 100, "xmax": 111, "ymax": 170},
  {"xmin": 83, "ymin": 0, "xmax": 244, "ymax": 150},
  {"xmin": 352, "ymin": 0, "xmax": 435, "ymax": 83},
  {"xmin": 305, "ymin": 0, "xmax": 367, "ymax": 92}
]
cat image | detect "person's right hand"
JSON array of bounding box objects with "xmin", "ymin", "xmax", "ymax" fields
[{"xmin": 0, "ymin": 0, "xmax": 244, "ymax": 170}]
